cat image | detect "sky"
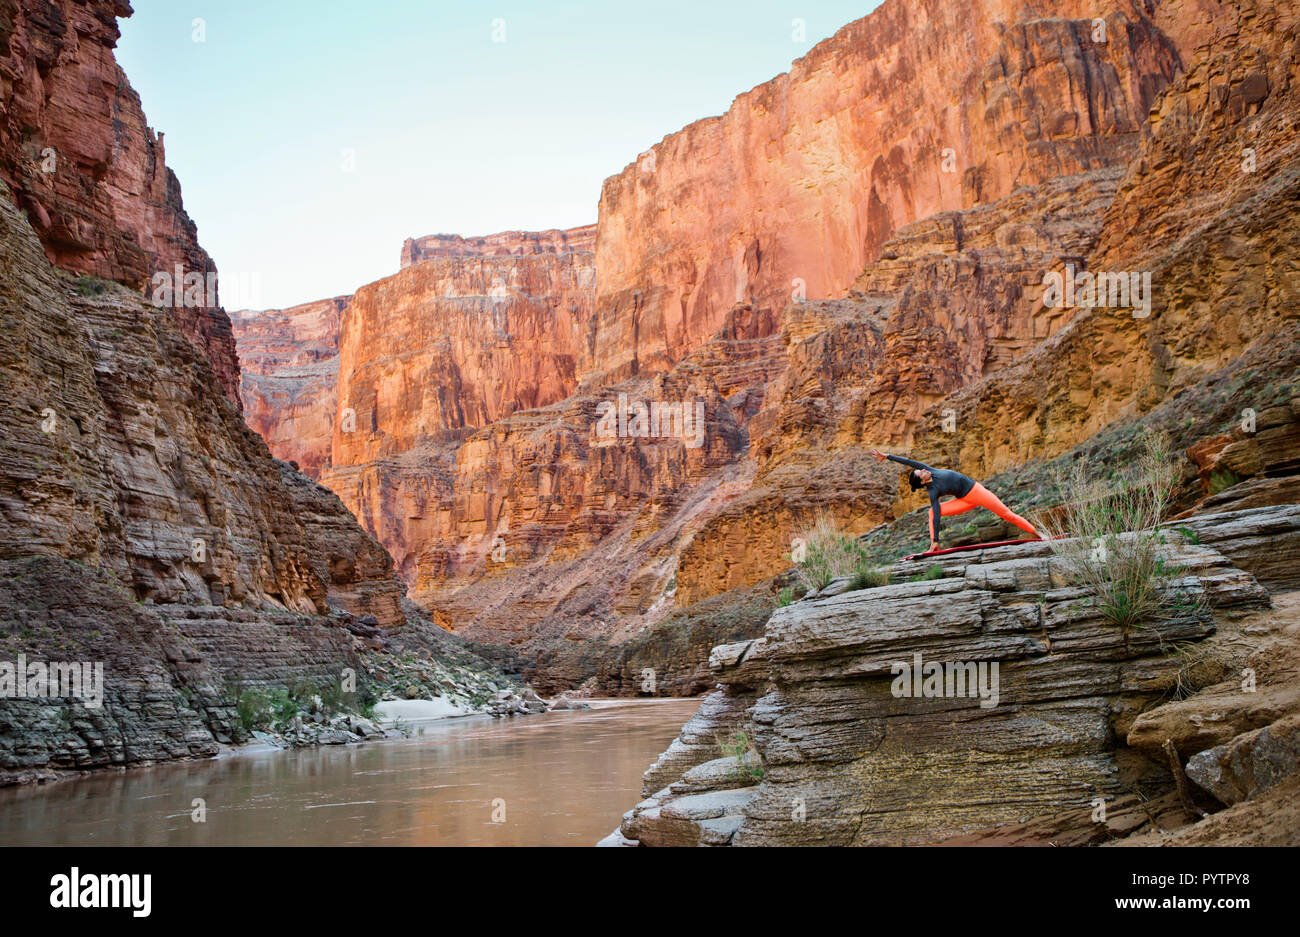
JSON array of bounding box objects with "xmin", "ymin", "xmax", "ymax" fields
[{"xmin": 116, "ymin": 1, "xmax": 881, "ymax": 310}]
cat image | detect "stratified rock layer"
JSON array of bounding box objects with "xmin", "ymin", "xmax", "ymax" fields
[
  {"xmin": 231, "ymin": 296, "xmax": 348, "ymax": 479},
  {"xmin": 0, "ymin": 0, "xmax": 241, "ymax": 405},
  {"xmin": 0, "ymin": 179, "xmax": 499, "ymax": 776},
  {"xmin": 620, "ymin": 511, "xmax": 1286, "ymax": 845},
  {"xmin": 587, "ymin": 0, "xmax": 1180, "ymax": 386}
]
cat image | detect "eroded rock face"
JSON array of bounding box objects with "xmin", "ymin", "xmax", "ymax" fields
[
  {"xmin": 620, "ymin": 521, "xmax": 1275, "ymax": 846},
  {"xmin": 587, "ymin": 0, "xmax": 1179, "ymax": 386},
  {"xmin": 676, "ymin": 0, "xmax": 1300, "ymax": 605},
  {"xmin": 675, "ymin": 167, "xmax": 1128, "ymax": 602},
  {"xmin": 0, "ymin": 0, "xmax": 241, "ymax": 405},
  {"xmin": 903, "ymin": 0, "xmax": 1300, "ymax": 489},
  {"xmin": 231, "ymin": 296, "xmax": 348, "ymax": 480},
  {"xmin": 0, "ymin": 182, "xmax": 459, "ymax": 774},
  {"xmin": 330, "ymin": 228, "xmax": 596, "ymax": 471},
  {"xmin": 401, "ymin": 225, "xmax": 596, "ymax": 268}
]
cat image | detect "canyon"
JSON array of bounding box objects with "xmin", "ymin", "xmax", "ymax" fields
[
  {"xmin": 2, "ymin": 0, "xmax": 1298, "ymax": 851},
  {"xmin": 0, "ymin": 0, "xmax": 515, "ymax": 781},
  {"xmin": 234, "ymin": 0, "xmax": 1299, "ymax": 702}
]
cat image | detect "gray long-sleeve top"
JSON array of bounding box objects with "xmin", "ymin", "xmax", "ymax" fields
[{"xmin": 886, "ymin": 455, "xmax": 976, "ymax": 541}]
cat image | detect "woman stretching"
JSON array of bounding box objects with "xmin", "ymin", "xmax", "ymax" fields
[{"xmin": 870, "ymin": 449, "xmax": 1039, "ymax": 553}]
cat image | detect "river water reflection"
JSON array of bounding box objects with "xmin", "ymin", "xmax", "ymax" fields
[{"xmin": 0, "ymin": 698, "xmax": 700, "ymax": 846}]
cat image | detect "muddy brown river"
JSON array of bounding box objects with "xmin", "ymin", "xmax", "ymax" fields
[{"xmin": 0, "ymin": 699, "xmax": 699, "ymax": 846}]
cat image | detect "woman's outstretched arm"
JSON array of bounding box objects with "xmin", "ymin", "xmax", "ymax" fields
[{"xmin": 870, "ymin": 449, "xmax": 931, "ymax": 472}]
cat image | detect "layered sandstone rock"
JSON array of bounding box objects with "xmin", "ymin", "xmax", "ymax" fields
[
  {"xmin": 231, "ymin": 296, "xmax": 348, "ymax": 479},
  {"xmin": 0, "ymin": 180, "xmax": 503, "ymax": 776},
  {"xmin": 0, "ymin": 0, "xmax": 241, "ymax": 405},
  {"xmin": 330, "ymin": 320, "xmax": 773, "ymax": 631},
  {"xmin": 677, "ymin": 0, "xmax": 1300, "ymax": 604},
  {"xmin": 675, "ymin": 167, "xmax": 1128, "ymax": 602},
  {"xmin": 586, "ymin": 0, "xmax": 1179, "ymax": 386},
  {"xmin": 401, "ymin": 224, "xmax": 596, "ymax": 267},
  {"xmin": 618, "ymin": 512, "xmax": 1283, "ymax": 846},
  {"xmin": 330, "ymin": 228, "xmax": 596, "ymax": 472},
  {"xmin": 903, "ymin": 0, "xmax": 1300, "ymax": 488}
]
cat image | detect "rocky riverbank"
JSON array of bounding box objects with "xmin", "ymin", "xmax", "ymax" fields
[{"xmin": 608, "ymin": 504, "xmax": 1300, "ymax": 846}]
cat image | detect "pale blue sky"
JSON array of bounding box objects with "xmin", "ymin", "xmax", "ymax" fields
[{"xmin": 116, "ymin": 1, "xmax": 880, "ymax": 310}]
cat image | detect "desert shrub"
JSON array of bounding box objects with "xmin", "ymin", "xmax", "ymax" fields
[
  {"xmin": 848, "ymin": 562, "xmax": 890, "ymax": 591},
  {"xmin": 908, "ymin": 565, "xmax": 944, "ymax": 583},
  {"xmin": 73, "ymin": 275, "xmax": 109, "ymax": 297},
  {"xmin": 235, "ymin": 687, "xmax": 272, "ymax": 735},
  {"xmin": 1036, "ymin": 432, "xmax": 1203, "ymax": 629},
  {"xmin": 1208, "ymin": 467, "xmax": 1244, "ymax": 495},
  {"xmin": 791, "ymin": 514, "xmax": 867, "ymax": 592},
  {"xmin": 717, "ymin": 730, "xmax": 764, "ymax": 784}
]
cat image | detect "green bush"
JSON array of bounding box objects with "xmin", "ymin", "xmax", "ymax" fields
[
  {"xmin": 1037, "ymin": 431, "xmax": 1204, "ymax": 630},
  {"xmin": 791, "ymin": 514, "xmax": 867, "ymax": 592},
  {"xmin": 718, "ymin": 730, "xmax": 764, "ymax": 784},
  {"xmin": 235, "ymin": 687, "xmax": 272, "ymax": 735},
  {"xmin": 848, "ymin": 562, "xmax": 890, "ymax": 591},
  {"xmin": 1208, "ymin": 467, "xmax": 1244, "ymax": 495},
  {"xmin": 908, "ymin": 565, "xmax": 944, "ymax": 583}
]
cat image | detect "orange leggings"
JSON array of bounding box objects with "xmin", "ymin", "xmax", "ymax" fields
[{"xmin": 931, "ymin": 482, "xmax": 1039, "ymax": 540}]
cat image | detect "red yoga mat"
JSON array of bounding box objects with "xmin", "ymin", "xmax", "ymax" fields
[{"xmin": 902, "ymin": 537, "xmax": 1047, "ymax": 561}]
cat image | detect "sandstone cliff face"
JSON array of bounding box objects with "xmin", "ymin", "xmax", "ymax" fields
[
  {"xmin": 330, "ymin": 229, "xmax": 596, "ymax": 472},
  {"xmin": 674, "ymin": 166, "xmax": 1127, "ymax": 602},
  {"xmin": 616, "ymin": 509, "xmax": 1291, "ymax": 846},
  {"xmin": 0, "ymin": 0, "xmax": 241, "ymax": 405},
  {"xmin": 676, "ymin": 0, "xmax": 1300, "ymax": 603},
  {"xmin": 231, "ymin": 296, "xmax": 348, "ymax": 480},
  {"xmin": 0, "ymin": 181, "xmax": 410, "ymax": 624},
  {"xmin": 328, "ymin": 305, "xmax": 783, "ymax": 638},
  {"xmin": 586, "ymin": 0, "xmax": 1180, "ymax": 386},
  {"xmin": 905, "ymin": 0, "xmax": 1300, "ymax": 485},
  {"xmin": 0, "ymin": 178, "xmax": 505, "ymax": 776},
  {"xmin": 401, "ymin": 224, "xmax": 596, "ymax": 267}
]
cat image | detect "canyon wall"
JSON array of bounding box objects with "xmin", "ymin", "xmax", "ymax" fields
[
  {"xmin": 231, "ymin": 296, "xmax": 348, "ymax": 479},
  {"xmin": 232, "ymin": 0, "xmax": 1298, "ymax": 700},
  {"xmin": 401, "ymin": 224, "xmax": 596, "ymax": 267},
  {"xmin": 904, "ymin": 0, "xmax": 1300, "ymax": 484},
  {"xmin": 675, "ymin": 0, "xmax": 1300, "ymax": 603},
  {"xmin": 584, "ymin": 0, "xmax": 1180, "ymax": 386},
  {"xmin": 331, "ymin": 228, "xmax": 596, "ymax": 469},
  {"xmin": 0, "ymin": 0, "xmax": 241, "ymax": 406},
  {"xmin": 0, "ymin": 1, "xmax": 512, "ymax": 778},
  {"xmin": 321, "ymin": 227, "xmax": 599, "ymax": 585}
]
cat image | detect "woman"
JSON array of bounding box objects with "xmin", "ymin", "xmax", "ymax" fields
[{"xmin": 870, "ymin": 449, "xmax": 1039, "ymax": 553}]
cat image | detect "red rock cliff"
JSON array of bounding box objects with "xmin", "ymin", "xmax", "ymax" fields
[
  {"xmin": 0, "ymin": 0, "xmax": 241, "ymax": 405},
  {"xmin": 586, "ymin": 0, "xmax": 1180, "ymax": 386},
  {"xmin": 231, "ymin": 296, "xmax": 348, "ymax": 480},
  {"xmin": 330, "ymin": 227, "xmax": 596, "ymax": 470},
  {"xmin": 401, "ymin": 224, "xmax": 596, "ymax": 267}
]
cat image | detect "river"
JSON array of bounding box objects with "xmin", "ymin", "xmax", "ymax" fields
[{"xmin": 0, "ymin": 698, "xmax": 699, "ymax": 846}]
